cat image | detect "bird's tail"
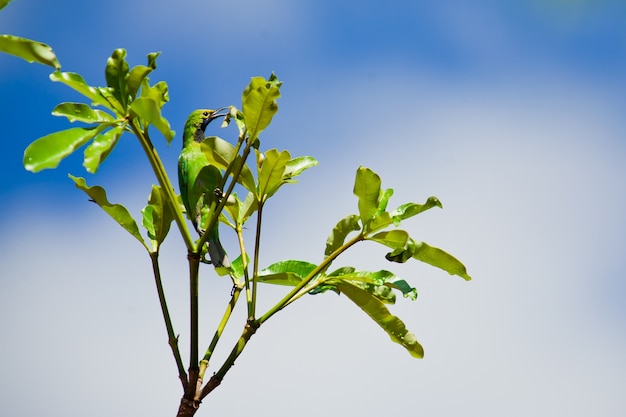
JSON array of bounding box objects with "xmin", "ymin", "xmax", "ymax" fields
[{"xmin": 207, "ymin": 235, "xmax": 230, "ymax": 275}]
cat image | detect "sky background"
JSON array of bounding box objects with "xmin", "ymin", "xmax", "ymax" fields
[{"xmin": 1, "ymin": 0, "xmax": 626, "ymax": 416}]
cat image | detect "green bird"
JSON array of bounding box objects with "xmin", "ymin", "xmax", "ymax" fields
[{"xmin": 178, "ymin": 109, "xmax": 230, "ymax": 270}]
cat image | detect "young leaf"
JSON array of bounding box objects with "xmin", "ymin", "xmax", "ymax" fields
[
  {"xmin": 52, "ymin": 102, "xmax": 115, "ymax": 124},
  {"xmin": 353, "ymin": 166, "xmax": 381, "ymax": 227},
  {"xmin": 142, "ymin": 185, "xmax": 175, "ymax": 251},
  {"xmin": 242, "ymin": 73, "xmax": 282, "ymax": 141},
  {"xmin": 257, "ymin": 148, "xmax": 291, "ymax": 201},
  {"xmin": 24, "ymin": 126, "xmax": 104, "ymax": 172},
  {"xmin": 105, "ymin": 48, "xmax": 130, "ymax": 109},
  {"xmin": 83, "ymin": 125, "xmax": 125, "ymax": 173},
  {"xmin": 69, "ymin": 175, "xmax": 148, "ymax": 250},
  {"xmin": 126, "ymin": 52, "xmax": 160, "ymax": 99},
  {"xmin": 335, "ymin": 281, "xmax": 424, "ymax": 358},
  {"xmin": 325, "ymin": 214, "xmax": 361, "ymax": 257},
  {"xmin": 0, "ymin": 34, "xmax": 60, "ymax": 69},
  {"xmin": 129, "ymin": 97, "xmax": 175, "ymax": 143}
]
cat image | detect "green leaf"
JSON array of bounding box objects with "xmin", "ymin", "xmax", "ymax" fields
[
  {"xmin": 105, "ymin": 48, "xmax": 129, "ymax": 109},
  {"xmin": 258, "ymin": 260, "xmax": 318, "ymax": 286},
  {"xmin": 223, "ymin": 191, "xmax": 258, "ymax": 227},
  {"xmin": 69, "ymin": 175, "xmax": 147, "ymax": 250},
  {"xmin": 369, "ymin": 229, "xmax": 409, "ymax": 250},
  {"xmin": 325, "ymin": 214, "xmax": 361, "ymax": 257},
  {"xmin": 327, "ymin": 268, "xmax": 417, "ymax": 301},
  {"xmin": 242, "ymin": 73, "xmax": 282, "ymax": 141},
  {"xmin": 353, "ymin": 166, "xmax": 382, "ymax": 228},
  {"xmin": 229, "ymin": 253, "xmax": 250, "ymax": 280},
  {"xmin": 49, "ymin": 71, "xmax": 119, "ymax": 111},
  {"xmin": 283, "ymin": 156, "xmax": 318, "ymax": 180},
  {"xmin": 408, "ymin": 240, "xmax": 472, "ymax": 281},
  {"xmin": 372, "ymin": 233, "xmax": 471, "ymax": 281},
  {"xmin": 52, "ymin": 102, "xmax": 115, "ymax": 124},
  {"xmin": 129, "ymin": 97, "xmax": 175, "ymax": 143},
  {"xmin": 335, "ymin": 281, "xmax": 424, "ymax": 358},
  {"xmin": 126, "ymin": 51, "xmax": 160, "ymax": 99},
  {"xmin": 1, "ymin": 0, "xmax": 13, "ymax": 11},
  {"xmin": 83, "ymin": 125, "xmax": 125, "ymax": 173},
  {"xmin": 0, "ymin": 34, "xmax": 60, "ymax": 69},
  {"xmin": 377, "ymin": 188, "xmax": 393, "ymax": 215},
  {"xmin": 200, "ymin": 136, "xmax": 256, "ymax": 193},
  {"xmin": 257, "ymin": 148, "xmax": 291, "ymax": 201},
  {"xmin": 142, "ymin": 185, "xmax": 174, "ymax": 251},
  {"xmin": 24, "ymin": 126, "xmax": 103, "ymax": 172},
  {"xmin": 391, "ymin": 196, "xmax": 442, "ymax": 225}
]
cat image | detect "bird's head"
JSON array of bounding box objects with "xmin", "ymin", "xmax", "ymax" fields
[{"xmin": 184, "ymin": 108, "xmax": 228, "ymax": 144}]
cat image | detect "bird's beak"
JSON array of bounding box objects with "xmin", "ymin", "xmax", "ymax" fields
[{"xmin": 201, "ymin": 107, "xmax": 229, "ymax": 131}]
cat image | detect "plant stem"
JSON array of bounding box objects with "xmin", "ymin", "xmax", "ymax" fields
[
  {"xmin": 186, "ymin": 251, "xmax": 201, "ymax": 399},
  {"xmin": 258, "ymin": 233, "xmax": 364, "ymax": 324},
  {"xmin": 150, "ymin": 252, "xmax": 187, "ymax": 389},
  {"xmin": 250, "ymin": 201, "xmax": 264, "ymax": 318},
  {"xmin": 198, "ymin": 284, "xmax": 242, "ymax": 380},
  {"xmin": 199, "ymin": 320, "xmax": 259, "ymax": 401},
  {"xmin": 129, "ymin": 119, "xmax": 195, "ymax": 252}
]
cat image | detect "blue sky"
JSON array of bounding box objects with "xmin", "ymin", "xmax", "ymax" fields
[{"xmin": 1, "ymin": 1, "xmax": 626, "ymax": 416}]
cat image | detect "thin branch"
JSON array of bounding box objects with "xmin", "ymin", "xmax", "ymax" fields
[{"xmin": 150, "ymin": 252, "xmax": 187, "ymax": 389}]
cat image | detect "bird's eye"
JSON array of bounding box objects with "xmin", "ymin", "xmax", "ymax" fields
[{"xmin": 202, "ymin": 111, "xmax": 209, "ymax": 117}]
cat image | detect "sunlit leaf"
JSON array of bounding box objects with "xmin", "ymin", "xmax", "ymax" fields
[
  {"xmin": 105, "ymin": 48, "xmax": 129, "ymax": 109},
  {"xmin": 257, "ymin": 148, "xmax": 290, "ymax": 201},
  {"xmin": 52, "ymin": 102, "xmax": 115, "ymax": 124},
  {"xmin": 335, "ymin": 282, "xmax": 424, "ymax": 358},
  {"xmin": 142, "ymin": 185, "xmax": 174, "ymax": 251},
  {"xmin": 391, "ymin": 196, "xmax": 442, "ymax": 225},
  {"xmin": 130, "ymin": 97, "xmax": 175, "ymax": 143},
  {"xmin": 69, "ymin": 175, "xmax": 147, "ymax": 250},
  {"xmin": 200, "ymin": 136, "xmax": 256, "ymax": 193},
  {"xmin": 50, "ymin": 71, "xmax": 119, "ymax": 111},
  {"xmin": 258, "ymin": 260, "xmax": 318, "ymax": 286},
  {"xmin": 369, "ymin": 229, "xmax": 409, "ymax": 250},
  {"xmin": 408, "ymin": 240, "xmax": 471, "ymax": 281},
  {"xmin": 223, "ymin": 191, "xmax": 258, "ymax": 227},
  {"xmin": 242, "ymin": 73, "xmax": 282, "ymax": 141},
  {"xmin": 126, "ymin": 51, "xmax": 160, "ymax": 99},
  {"xmin": 327, "ymin": 268, "xmax": 417, "ymax": 301},
  {"xmin": 83, "ymin": 125, "xmax": 125, "ymax": 173},
  {"xmin": 325, "ymin": 214, "xmax": 361, "ymax": 257},
  {"xmin": 353, "ymin": 166, "xmax": 381, "ymax": 227},
  {"xmin": 24, "ymin": 126, "xmax": 104, "ymax": 172},
  {"xmin": 377, "ymin": 188, "xmax": 393, "ymax": 214},
  {"xmin": 0, "ymin": 34, "xmax": 60, "ymax": 69},
  {"xmin": 283, "ymin": 156, "xmax": 318, "ymax": 180}
]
